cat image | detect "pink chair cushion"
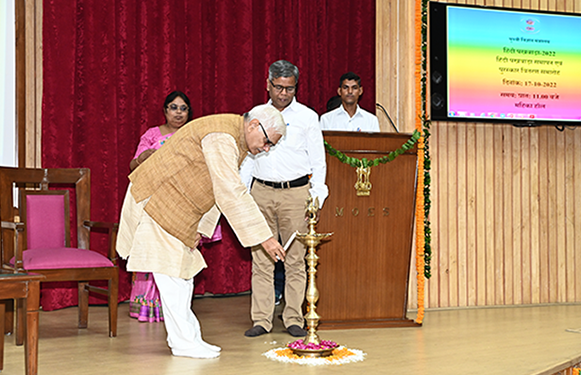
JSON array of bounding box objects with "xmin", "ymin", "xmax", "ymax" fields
[
  {"xmin": 26, "ymin": 194, "xmax": 67, "ymax": 249},
  {"xmin": 10, "ymin": 248, "xmax": 114, "ymax": 270}
]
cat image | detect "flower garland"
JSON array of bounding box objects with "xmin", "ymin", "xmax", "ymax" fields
[
  {"xmin": 263, "ymin": 346, "xmax": 366, "ymax": 366},
  {"xmin": 324, "ymin": 129, "xmax": 420, "ymax": 168},
  {"xmin": 413, "ymin": 0, "xmax": 431, "ymax": 324},
  {"xmin": 418, "ymin": 0, "xmax": 432, "ymax": 280}
]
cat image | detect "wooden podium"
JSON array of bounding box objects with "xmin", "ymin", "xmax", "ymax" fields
[{"xmin": 316, "ymin": 131, "xmax": 420, "ymax": 329}]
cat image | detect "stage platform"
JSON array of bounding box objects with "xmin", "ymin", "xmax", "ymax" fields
[{"xmin": 2, "ymin": 295, "xmax": 581, "ymax": 374}]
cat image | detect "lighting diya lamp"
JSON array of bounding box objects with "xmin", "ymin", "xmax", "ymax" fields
[{"xmin": 287, "ymin": 196, "xmax": 337, "ymax": 357}]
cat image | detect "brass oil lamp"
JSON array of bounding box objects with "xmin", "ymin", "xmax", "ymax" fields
[{"xmin": 289, "ymin": 196, "xmax": 336, "ymax": 357}]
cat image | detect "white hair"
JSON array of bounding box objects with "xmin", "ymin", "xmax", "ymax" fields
[{"xmin": 245, "ymin": 104, "xmax": 286, "ymax": 137}]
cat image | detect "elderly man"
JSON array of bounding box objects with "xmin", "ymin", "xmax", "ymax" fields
[
  {"xmin": 117, "ymin": 104, "xmax": 286, "ymax": 359},
  {"xmin": 320, "ymin": 72, "xmax": 380, "ymax": 132},
  {"xmin": 241, "ymin": 60, "xmax": 328, "ymax": 338}
]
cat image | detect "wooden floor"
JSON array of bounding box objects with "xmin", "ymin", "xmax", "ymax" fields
[{"xmin": 3, "ymin": 295, "xmax": 581, "ymax": 374}]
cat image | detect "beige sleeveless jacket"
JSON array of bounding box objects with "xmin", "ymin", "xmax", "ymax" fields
[{"xmin": 129, "ymin": 114, "xmax": 247, "ymax": 248}]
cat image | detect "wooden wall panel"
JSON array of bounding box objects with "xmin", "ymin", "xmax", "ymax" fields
[
  {"xmin": 575, "ymin": 130, "xmax": 581, "ymax": 302},
  {"xmin": 16, "ymin": 0, "xmax": 42, "ymax": 168},
  {"xmin": 376, "ymin": 0, "xmax": 415, "ymax": 133},
  {"xmin": 377, "ymin": 0, "xmax": 581, "ymax": 311}
]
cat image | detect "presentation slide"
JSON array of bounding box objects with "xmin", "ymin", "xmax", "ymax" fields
[{"xmin": 447, "ymin": 6, "xmax": 581, "ymax": 122}]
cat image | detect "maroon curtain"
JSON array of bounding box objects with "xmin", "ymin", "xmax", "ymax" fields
[{"xmin": 41, "ymin": 0, "xmax": 376, "ymax": 310}]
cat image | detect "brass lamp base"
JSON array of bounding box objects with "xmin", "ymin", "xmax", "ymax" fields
[{"xmin": 291, "ymin": 346, "xmax": 337, "ymax": 357}]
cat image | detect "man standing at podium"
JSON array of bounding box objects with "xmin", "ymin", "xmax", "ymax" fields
[
  {"xmin": 242, "ymin": 60, "xmax": 328, "ymax": 338},
  {"xmin": 320, "ymin": 72, "xmax": 380, "ymax": 132}
]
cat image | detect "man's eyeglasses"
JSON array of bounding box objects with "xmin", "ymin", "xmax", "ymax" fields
[
  {"xmin": 259, "ymin": 123, "xmax": 275, "ymax": 147},
  {"xmin": 167, "ymin": 104, "xmax": 189, "ymax": 112},
  {"xmin": 269, "ymin": 79, "xmax": 296, "ymax": 94}
]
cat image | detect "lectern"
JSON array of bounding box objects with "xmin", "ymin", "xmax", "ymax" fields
[{"xmin": 317, "ymin": 131, "xmax": 420, "ymax": 329}]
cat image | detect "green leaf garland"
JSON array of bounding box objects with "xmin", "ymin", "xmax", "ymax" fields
[{"xmin": 324, "ymin": 129, "xmax": 421, "ymax": 168}]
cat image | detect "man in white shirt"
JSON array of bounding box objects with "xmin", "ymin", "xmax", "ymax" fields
[
  {"xmin": 320, "ymin": 72, "xmax": 380, "ymax": 132},
  {"xmin": 241, "ymin": 60, "xmax": 328, "ymax": 338}
]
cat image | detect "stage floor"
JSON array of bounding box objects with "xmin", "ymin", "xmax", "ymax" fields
[{"xmin": 3, "ymin": 295, "xmax": 581, "ymax": 374}]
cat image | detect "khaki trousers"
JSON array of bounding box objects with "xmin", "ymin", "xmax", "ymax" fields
[{"xmin": 249, "ymin": 181, "xmax": 309, "ymax": 331}]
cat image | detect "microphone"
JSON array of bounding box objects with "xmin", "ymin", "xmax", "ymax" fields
[{"xmin": 376, "ymin": 103, "xmax": 399, "ymax": 133}]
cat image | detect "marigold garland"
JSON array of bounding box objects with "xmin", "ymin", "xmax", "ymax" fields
[{"xmin": 413, "ymin": 0, "xmax": 431, "ymax": 324}]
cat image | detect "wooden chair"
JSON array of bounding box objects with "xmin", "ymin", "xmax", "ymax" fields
[{"xmin": 0, "ymin": 167, "xmax": 119, "ymax": 339}]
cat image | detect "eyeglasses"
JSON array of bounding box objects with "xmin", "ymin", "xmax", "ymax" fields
[
  {"xmin": 167, "ymin": 104, "xmax": 189, "ymax": 112},
  {"xmin": 259, "ymin": 123, "xmax": 275, "ymax": 147},
  {"xmin": 269, "ymin": 79, "xmax": 296, "ymax": 94}
]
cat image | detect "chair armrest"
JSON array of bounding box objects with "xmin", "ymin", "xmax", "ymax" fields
[
  {"xmin": 84, "ymin": 221, "xmax": 118, "ymax": 231},
  {"xmin": 83, "ymin": 221, "xmax": 119, "ymax": 264},
  {"xmin": 1, "ymin": 221, "xmax": 25, "ymax": 231},
  {"xmin": 1, "ymin": 221, "xmax": 25, "ymax": 271}
]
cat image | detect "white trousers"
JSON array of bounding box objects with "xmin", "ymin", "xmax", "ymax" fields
[{"xmin": 153, "ymin": 273, "xmax": 202, "ymax": 351}]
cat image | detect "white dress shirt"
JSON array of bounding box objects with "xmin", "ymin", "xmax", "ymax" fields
[
  {"xmin": 239, "ymin": 98, "xmax": 328, "ymax": 207},
  {"xmin": 320, "ymin": 104, "xmax": 380, "ymax": 132}
]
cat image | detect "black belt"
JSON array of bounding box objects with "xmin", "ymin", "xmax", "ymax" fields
[{"xmin": 254, "ymin": 175, "xmax": 310, "ymax": 189}]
